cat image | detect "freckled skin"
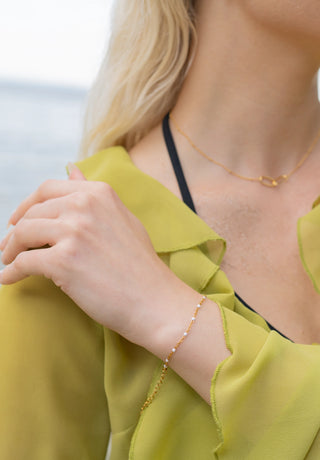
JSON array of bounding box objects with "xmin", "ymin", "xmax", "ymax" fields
[{"xmin": 192, "ymin": 170, "xmax": 320, "ymax": 343}]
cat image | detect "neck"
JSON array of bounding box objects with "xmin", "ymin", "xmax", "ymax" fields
[{"xmin": 172, "ymin": 1, "xmax": 320, "ymax": 179}]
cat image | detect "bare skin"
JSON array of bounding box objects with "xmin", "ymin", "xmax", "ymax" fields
[
  {"xmin": 129, "ymin": 0, "xmax": 320, "ymax": 344},
  {"xmin": 1, "ymin": 0, "xmax": 320, "ymax": 406},
  {"xmin": 0, "ymin": 168, "xmax": 229, "ymax": 405}
]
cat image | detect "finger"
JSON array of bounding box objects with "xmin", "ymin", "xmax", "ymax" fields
[
  {"xmin": 8, "ymin": 178, "xmax": 90, "ymax": 226},
  {"xmin": 0, "ymin": 247, "xmax": 54, "ymax": 285},
  {"xmin": 1, "ymin": 219, "xmax": 63, "ymax": 265},
  {"xmin": 23, "ymin": 197, "xmax": 62, "ymax": 220},
  {"xmin": 67, "ymin": 162, "xmax": 87, "ymax": 181},
  {"xmin": 0, "ymin": 227, "xmax": 14, "ymax": 251},
  {"xmin": 1, "ymin": 196, "xmax": 66, "ymax": 251},
  {"xmin": 21, "ymin": 192, "xmax": 90, "ymax": 222}
]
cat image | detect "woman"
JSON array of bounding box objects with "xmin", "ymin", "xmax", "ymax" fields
[{"xmin": 0, "ymin": 0, "xmax": 320, "ymax": 458}]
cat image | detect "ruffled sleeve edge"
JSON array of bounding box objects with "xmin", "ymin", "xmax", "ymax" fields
[
  {"xmin": 209, "ymin": 300, "xmax": 234, "ymax": 453},
  {"xmin": 297, "ymin": 216, "xmax": 320, "ymax": 294}
]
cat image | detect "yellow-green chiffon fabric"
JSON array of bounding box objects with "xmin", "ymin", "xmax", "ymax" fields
[{"xmin": 0, "ymin": 146, "xmax": 320, "ymax": 459}]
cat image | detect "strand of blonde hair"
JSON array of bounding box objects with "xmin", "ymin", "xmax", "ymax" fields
[{"xmin": 79, "ymin": 0, "xmax": 197, "ymax": 158}]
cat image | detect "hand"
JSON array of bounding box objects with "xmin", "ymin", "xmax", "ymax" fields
[{"xmin": 0, "ymin": 164, "xmax": 177, "ymax": 344}]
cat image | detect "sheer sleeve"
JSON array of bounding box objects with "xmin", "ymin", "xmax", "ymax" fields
[
  {"xmin": 128, "ymin": 250, "xmax": 320, "ymax": 459},
  {"xmin": 210, "ymin": 299, "xmax": 320, "ymax": 459},
  {"xmin": 71, "ymin": 147, "xmax": 320, "ymax": 459},
  {"xmin": 0, "ymin": 276, "xmax": 110, "ymax": 460}
]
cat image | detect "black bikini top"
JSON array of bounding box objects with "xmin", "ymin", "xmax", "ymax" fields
[{"xmin": 162, "ymin": 112, "xmax": 291, "ymax": 342}]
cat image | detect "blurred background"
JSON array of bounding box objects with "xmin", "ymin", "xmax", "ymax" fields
[
  {"xmin": 0, "ymin": 4, "xmax": 113, "ymax": 456},
  {"xmin": 0, "ymin": 0, "xmax": 113, "ymax": 253}
]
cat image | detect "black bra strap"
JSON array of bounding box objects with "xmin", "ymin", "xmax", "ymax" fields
[
  {"xmin": 162, "ymin": 113, "xmax": 197, "ymax": 213},
  {"xmin": 162, "ymin": 112, "xmax": 292, "ymax": 343},
  {"xmin": 234, "ymin": 292, "xmax": 291, "ymax": 341}
]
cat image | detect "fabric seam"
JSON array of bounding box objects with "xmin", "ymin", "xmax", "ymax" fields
[
  {"xmin": 128, "ymin": 360, "xmax": 164, "ymax": 459},
  {"xmin": 210, "ymin": 300, "xmax": 234, "ymax": 458}
]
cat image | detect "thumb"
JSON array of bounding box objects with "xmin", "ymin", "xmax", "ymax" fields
[{"xmin": 67, "ymin": 162, "xmax": 87, "ymax": 181}]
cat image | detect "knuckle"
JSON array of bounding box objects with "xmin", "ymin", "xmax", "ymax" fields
[
  {"xmin": 73, "ymin": 191, "xmax": 95, "ymax": 210},
  {"xmin": 96, "ymin": 181, "xmax": 111, "ymax": 192},
  {"xmin": 38, "ymin": 179, "xmax": 55, "ymax": 198},
  {"xmin": 63, "ymin": 211, "xmax": 91, "ymax": 241},
  {"xmin": 61, "ymin": 239, "xmax": 79, "ymax": 264},
  {"xmin": 96, "ymin": 181, "xmax": 116, "ymax": 198},
  {"xmin": 75, "ymin": 215, "xmax": 91, "ymax": 235},
  {"xmin": 65, "ymin": 219, "xmax": 83, "ymax": 240}
]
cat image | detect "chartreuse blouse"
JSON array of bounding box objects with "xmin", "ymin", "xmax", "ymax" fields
[{"xmin": 0, "ymin": 146, "xmax": 319, "ymax": 460}]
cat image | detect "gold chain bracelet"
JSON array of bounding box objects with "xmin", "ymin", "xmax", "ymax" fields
[{"xmin": 140, "ymin": 295, "xmax": 208, "ymax": 413}]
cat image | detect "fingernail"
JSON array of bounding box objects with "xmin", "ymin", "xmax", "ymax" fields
[{"xmin": 7, "ymin": 220, "xmax": 15, "ymax": 229}]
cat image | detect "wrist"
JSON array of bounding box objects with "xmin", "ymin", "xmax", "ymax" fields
[
  {"xmin": 134, "ymin": 259, "xmax": 231, "ymax": 406},
  {"xmin": 138, "ymin": 269, "xmax": 204, "ymax": 361}
]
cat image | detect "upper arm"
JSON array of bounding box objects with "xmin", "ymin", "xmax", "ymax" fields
[{"xmin": 0, "ymin": 276, "xmax": 110, "ymax": 460}]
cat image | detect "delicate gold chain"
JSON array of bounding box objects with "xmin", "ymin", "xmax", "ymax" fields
[
  {"xmin": 140, "ymin": 295, "xmax": 207, "ymax": 414},
  {"xmin": 169, "ymin": 112, "xmax": 320, "ymax": 188}
]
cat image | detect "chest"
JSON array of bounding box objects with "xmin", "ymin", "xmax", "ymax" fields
[
  {"xmin": 194, "ymin": 188, "xmax": 320, "ymax": 345},
  {"xmin": 129, "ymin": 143, "xmax": 320, "ymax": 344}
]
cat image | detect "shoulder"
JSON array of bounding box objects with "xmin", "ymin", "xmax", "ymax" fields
[
  {"xmin": 76, "ymin": 123, "xmax": 182, "ymax": 202},
  {"xmin": 76, "ymin": 146, "xmax": 131, "ymax": 182},
  {"xmin": 128, "ymin": 123, "xmax": 182, "ymax": 199}
]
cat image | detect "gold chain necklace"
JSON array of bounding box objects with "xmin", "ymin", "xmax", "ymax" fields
[{"xmin": 169, "ymin": 112, "xmax": 320, "ymax": 188}]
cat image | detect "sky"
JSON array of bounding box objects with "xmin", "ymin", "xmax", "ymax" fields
[
  {"xmin": 0, "ymin": 0, "xmax": 113, "ymax": 88},
  {"xmin": 1, "ymin": 1, "xmax": 319, "ymax": 92}
]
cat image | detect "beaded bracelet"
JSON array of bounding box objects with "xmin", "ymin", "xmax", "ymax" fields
[{"xmin": 140, "ymin": 295, "xmax": 208, "ymax": 413}]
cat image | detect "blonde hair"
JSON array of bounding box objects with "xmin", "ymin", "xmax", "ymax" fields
[{"xmin": 79, "ymin": 0, "xmax": 197, "ymax": 158}]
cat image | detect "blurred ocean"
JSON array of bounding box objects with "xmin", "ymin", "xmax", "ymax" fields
[{"xmin": 0, "ymin": 80, "xmax": 87, "ymax": 266}]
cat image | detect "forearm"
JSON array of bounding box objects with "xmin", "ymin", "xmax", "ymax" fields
[{"xmin": 138, "ymin": 271, "xmax": 231, "ymax": 405}]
